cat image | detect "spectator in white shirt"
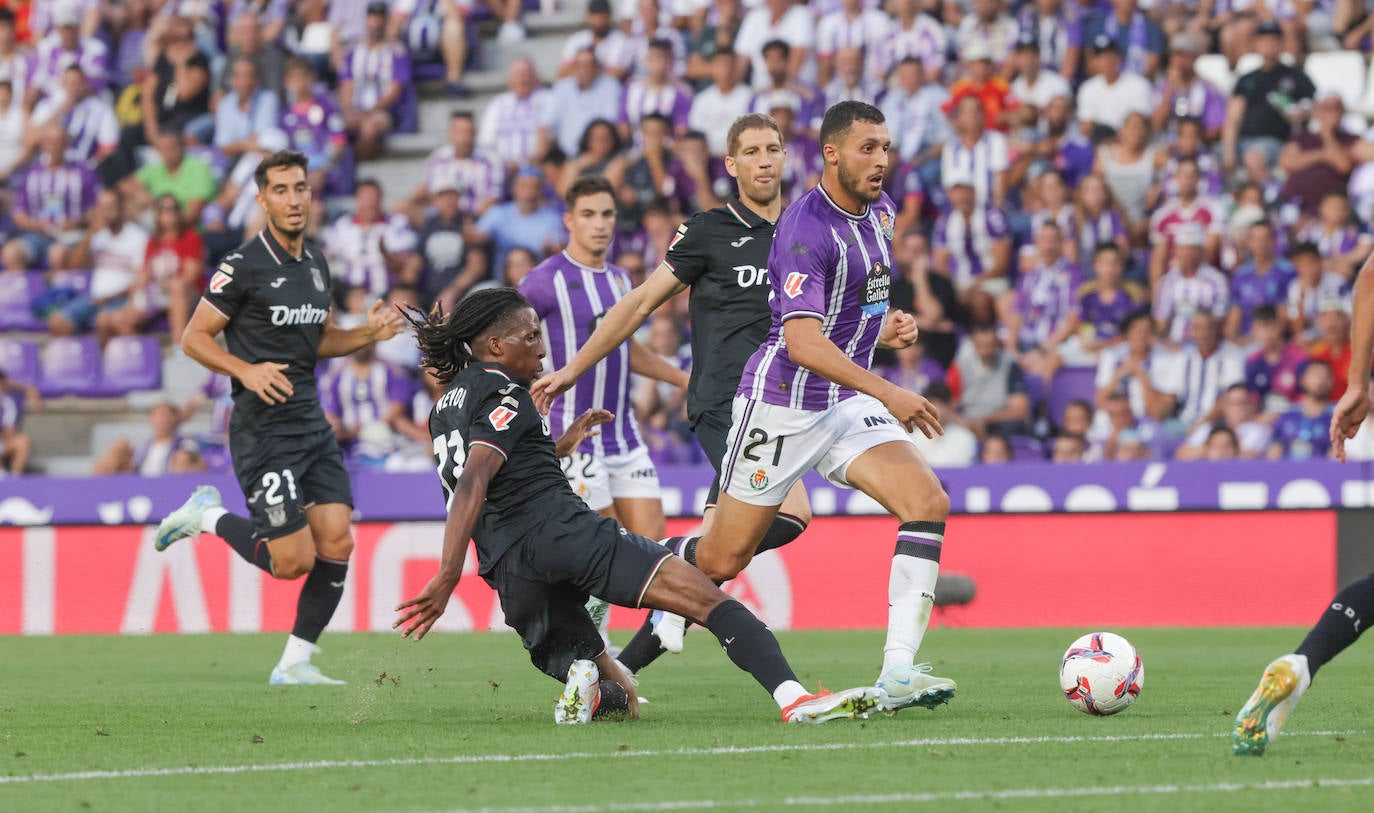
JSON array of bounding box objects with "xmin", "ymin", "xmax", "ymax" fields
[
  {"xmin": 50, "ymin": 187, "xmax": 150, "ymax": 343},
  {"xmin": 1176, "ymin": 312, "xmax": 1246, "ymax": 427},
  {"xmin": 29, "ymin": 64, "xmax": 117, "ymax": 165},
  {"xmin": 910, "ymin": 382, "xmax": 979, "ymax": 467},
  {"xmin": 560, "ymin": 0, "xmax": 636, "ymax": 81},
  {"xmin": 735, "ymin": 0, "xmax": 815, "ymax": 91},
  {"xmin": 880, "ymin": 57, "xmax": 950, "ymax": 167},
  {"xmin": 689, "ymin": 47, "xmax": 753, "ymax": 155},
  {"xmin": 321, "ymin": 180, "xmax": 419, "ymax": 297},
  {"xmin": 1076, "ymin": 35, "xmax": 1154, "ymax": 143},
  {"xmin": 1008, "ymin": 30, "xmax": 1071, "ymax": 111},
  {"xmin": 815, "ymin": 0, "xmax": 892, "ymax": 85},
  {"xmin": 821, "ymin": 46, "xmax": 882, "ymax": 110},
  {"xmin": 1176, "ymin": 382, "xmax": 1272, "ymax": 460},
  {"xmin": 941, "ymin": 95, "xmax": 1010, "ymax": 207},
  {"xmin": 477, "ymin": 57, "xmax": 551, "ymax": 172},
  {"xmin": 956, "ymin": 0, "xmax": 1020, "ymax": 66},
  {"xmin": 1154, "ymin": 223, "xmax": 1230, "ymax": 345},
  {"xmin": 540, "ymin": 48, "xmax": 623, "ymax": 159}
]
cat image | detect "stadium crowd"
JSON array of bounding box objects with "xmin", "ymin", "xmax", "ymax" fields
[{"xmin": 3, "ymin": 0, "xmax": 1374, "ymax": 476}]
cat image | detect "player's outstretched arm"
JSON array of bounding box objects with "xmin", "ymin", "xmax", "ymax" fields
[
  {"xmin": 529, "ymin": 263, "xmax": 688, "ymax": 412},
  {"xmin": 317, "ymin": 300, "xmax": 405, "ymax": 358},
  {"xmin": 394, "ymin": 445, "xmax": 504, "ymax": 641},
  {"xmin": 182, "ymin": 301, "xmax": 294, "ymax": 405},
  {"xmin": 1332, "ymin": 253, "xmax": 1374, "ymax": 461},
  {"xmin": 783, "ymin": 317, "xmax": 943, "ymax": 439}
]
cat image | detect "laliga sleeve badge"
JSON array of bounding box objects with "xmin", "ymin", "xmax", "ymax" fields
[
  {"xmin": 783, "ymin": 271, "xmax": 808, "ymax": 298},
  {"xmin": 488, "ymin": 405, "xmax": 516, "ymax": 431}
]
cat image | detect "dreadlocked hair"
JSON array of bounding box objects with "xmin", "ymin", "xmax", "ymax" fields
[{"xmin": 401, "ymin": 287, "xmax": 532, "ymax": 386}]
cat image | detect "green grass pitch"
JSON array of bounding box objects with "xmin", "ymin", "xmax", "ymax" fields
[{"xmin": 1, "ymin": 628, "xmax": 1371, "ymax": 812}]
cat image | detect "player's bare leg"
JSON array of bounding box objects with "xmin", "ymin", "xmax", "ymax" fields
[
  {"xmin": 639, "ymin": 557, "xmax": 881, "ymax": 723},
  {"xmin": 612, "ymin": 497, "xmax": 666, "ymax": 542},
  {"xmin": 842, "ymin": 440, "xmax": 957, "ymax": 710}
]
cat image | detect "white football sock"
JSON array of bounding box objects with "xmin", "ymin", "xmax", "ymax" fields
[
  {"xmin": 201, "ymin": 506, "xmax": 228, "ymax": 535},
  {"xmin": 277, "ymin": 634, "xmax": 315, "ymax": 670},
  {"xmin": 883, "ymin": 554, "xmax": 939, "ymax": 674},
  {"xmin": 772, "ymin": 680, "xmax": 807, "ymax": 709}
]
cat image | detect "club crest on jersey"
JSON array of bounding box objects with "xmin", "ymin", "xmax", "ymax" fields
[
  {"xmin": 310, "ymin": 266, "xmax": 326, "ymax": 292},
  {"xmin": 749, "ymin": 469, "xmax": 769, "ymax": 491},
  {"xmin": 878, "ymin": 210, "xmax": 894, "ymax": 240},
  {"xmin": 488, "ymin": 405, "xmax": 517, "ymax": 431},
  {"xmin": 783, "ymin": 272, "xmax": 807, "ymax": 298}
]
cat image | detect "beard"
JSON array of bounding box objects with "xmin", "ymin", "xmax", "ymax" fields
[
  {"xmin": 273, "ymin": 211, "xmax": 307, "ymax": 239},
  {"xmin": 838, "ymin": 160, "xmax": 882, "ymax": 205},
  {"xmin": 741, "ymin": 175, "xmax": 780, "ymax": 208}
]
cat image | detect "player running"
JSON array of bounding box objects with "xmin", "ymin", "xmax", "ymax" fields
[
  {"xmin": 153, "ymin": 150, "xmax": 404, "ymax": 685},
  {"xmin": 517, "ymin": 176, "xmax": 686, "ymax": 543},
  {"xmin": 531, "ymin": 114, "xmax": 919, "ymax": 664},
  {"xmin": 392, "ymin": 287, "xmax": 883, "ymax": 724},
  {"xmin": 546, "ymin": 102, "xmax": 952, "ymax": 712},
  {"xmin": 1233, "ymin": 250, "xmax": 1374, "ymax": 755}
]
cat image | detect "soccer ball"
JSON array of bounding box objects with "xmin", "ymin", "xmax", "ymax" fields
[{"xmin": 1059, "ymin": 632, "xmax": 1144, "ymax": 716}]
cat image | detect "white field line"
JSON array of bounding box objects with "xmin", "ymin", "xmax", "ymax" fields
[
  {"xmin": 0, "ymin": 729, "xmax": 1358, "ymax": 787},
  {"xmin": 424, "ymin": 777, "xmax": 1374, "ymax": 813}
]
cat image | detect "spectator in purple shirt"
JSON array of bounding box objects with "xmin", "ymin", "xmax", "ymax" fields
[
  {"xmin": 414, "ymin": 112, "xmax": 503, "ymax": 220},
  {"xmin": 28, "ymin": 3, "xmax": 108, "ymax": 107},
  {"xmin": 279, "ymin": 57, "xmax": 347, "ymax": 192},
  {"xmin": 1071, "ymin": 172, "xmax": 1131, "ymax": 268},
  {"xmin": 0, "ymin": 370, "xmax": 39, "ymax": 476},
  {"xmin": 1154, "ymin": 223, "xmax": 1230, "ymax": 345},
  {"xmin": 932, "ymin": 172, "xmax": 1012, "ymax": 323},
  {"xmin": 322, "ymin": 342, "xmax": 414, "ymax": 467},
  {"xmin": 1298, "ymin": 191, "xmax": 1374, "ymax": 280},
  {"xmin": 1150, "ymin": 31, "xmax": 1227, "ymax": 141},
  {"xmin": 1003, "ymin": 221, "xmax": 1082, "ymax": 380},
  {"xmin": 2, "ymin": 123, "xmax": 97, "ymax": 272},
  {"xmin": 1267, "ymin": 360, "xmax": 1336, "ymax": 460},
  {"xmin": 1226, "ymin": 221, "xmax": 1296, "ymax": 343},
  {"xmin": 1245, "ymin": 305, "xmax": 1308, "ymax": 414},
  {"xmin": 1074, "ymin": 243, "xmax": 1148, "ymax": 355},
  {"xmin": 339, "ymin": 2, "xmax": 412, "ymax": 161},
  {"xmin": 618, "ymin": 39, "xmax": 692, "ymax": 142}
]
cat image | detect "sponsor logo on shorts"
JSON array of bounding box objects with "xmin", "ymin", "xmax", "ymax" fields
[
  {"xmin": 630, "ymin": 468, "xmax": 656, "ymax": 480},
  {"xmin": 488, "ymin": 406, "xmax": 517, "ymax": 431},
  {"xmin": 863, "ymin": 414, "xmax": 897, "ymax": 428},
  {"xmin": 750, "ymin": 469, "xmax": 769, "ymax": 491},
  {"xmin": 266, "ymin": 504, "xmax": 287, "ymax": 528},
  {"xmin": 783, "ymin": 272, "xmax": 807, "ymax": 298}
]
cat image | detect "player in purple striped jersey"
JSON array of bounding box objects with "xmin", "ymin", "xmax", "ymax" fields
[{"xmin": 518, "ymin": 176, "xmax": 687, "ymax": 546}]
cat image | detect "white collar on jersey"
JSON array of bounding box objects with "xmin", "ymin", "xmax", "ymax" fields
[
  {"xmin": 560, "ymin": 250, "xmax": 610, "ymax": 273},
  {"xmin": 817, "ymin": 182, "xmax": 871, "ymax": 221}
]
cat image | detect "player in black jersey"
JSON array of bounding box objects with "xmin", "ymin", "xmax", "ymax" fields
[
  {"xmin": 392, "ymin": 287, "xmax": 882, "ymax": 724},
  {"xmin": 154, "ymin": 150, "xmax": 404, "ymax": 685},
  {"xmin": 530, "ymin": 114, "xmax": 918, "ymax": 666}
]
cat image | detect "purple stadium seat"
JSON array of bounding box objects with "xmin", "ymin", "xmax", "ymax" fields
[
  {"xmin": 0, "ymin": 337, "xmax": 40, "ymax": 385},
  {"xmin": 394, "ymin": 83, "xmax": 419, "ymax": 133},
  {"xmin": 413, "ymin": 62, "xmax": 444, "ymax": 83},
  {"xmin": 97, "ymin": 336, "xmax": 163, "ymax": 395},
  {"xmin": 1022, "ymin": 372, "xmax": 1047, "ymax": 409},
  {"xmin": 38, "ymin": 337, "xmax": 101, "ymax": 397},
  {"xmin": 0, "ymin": 272, "xmax": 45, "ymax": 331},
  {"xmin": 324, "ymin": 146, "xmax": 357, "ymax": 197},
  {"xmin": 1047, "ymin": 367, "xmax": 1099, "ymax": 428},
  {"xmin": 1009, "ymin": 435, "xmax": 1046, "ymax": 462},
  {"xmin": 48, "ymin": 269, "xmax": 92, "ymax": 298}
]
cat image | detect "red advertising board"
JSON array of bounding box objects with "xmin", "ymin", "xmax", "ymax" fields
[{"xmin": 0, "ymin": 511, "xmax": 1337, "ymax": 635}]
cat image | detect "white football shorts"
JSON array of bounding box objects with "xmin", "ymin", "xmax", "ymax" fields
[{"xmin": 562, "ymin": 445, "xmax": 661, "ymax": 511}]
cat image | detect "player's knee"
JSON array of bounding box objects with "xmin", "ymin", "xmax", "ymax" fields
[
  {"xmin": 317, "ymin": 532, "xmax": 355, "ymax": 562},
  {"xmin": 272, "ymin": 550, "xmax": 316, "ymax": 580},
  {"xmin": 697, "ymin": 548, "xmax": 749, "ymax": 583}
]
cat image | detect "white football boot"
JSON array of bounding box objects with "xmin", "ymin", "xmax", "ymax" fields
[
  {"xmin": 876, "ymin": 662, "xmax": 957, "ymax": 712},
  {"xmin": 1233, "ymin": 654, "xmax": 1311, "ymax": 756},
  {"xmin": 554, "ymin": 659, "xmax": 601, "ymax": 724}
]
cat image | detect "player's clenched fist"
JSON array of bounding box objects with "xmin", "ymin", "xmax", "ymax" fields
[
  {"xmin": 239, "ymin": 361, "xmax": 293, "ymax": 405},
  {"xmin": 878, "ymin": 308, "xmax": 919, "ymax": 350},
  {"xmin": 880, "ymin": 386, "xmax": 943, "ymax": 439}
]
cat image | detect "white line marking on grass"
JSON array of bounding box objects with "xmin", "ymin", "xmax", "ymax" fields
[
  {"xmin": 423, "ymin": 777, "xmax": 1374, "ymax": 813},
  {"xmin": 0, "ymin": 730, "xmax": 1358, "ymax": 786}
]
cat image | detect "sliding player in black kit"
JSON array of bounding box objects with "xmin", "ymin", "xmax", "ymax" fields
[
  {"xmin": 154, "ymin": 150, "xmax": 404, "ymax": 685},
  {"xmin": 531, "ymin": 114, "xmax": 917, "ymax": 668},
  {"xmin": 391, "ymin": 287, "xmax": 881, "ymax": 724}
]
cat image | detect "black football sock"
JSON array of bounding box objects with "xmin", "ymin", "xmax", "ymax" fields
[
  {"xmin": 216, "ymin": 513, "xmax": 273, "ymax": 574},
  {"xmin": 291, "ymin": 557, "xmax": 349, "ymax": 644},
  {"xmin": 1294, "ymin": 572, "xmax": 1374, "ymax": 677},
  {"xmin": 616, "ymin": 617, "xmax": 666, "ymax": 673},
  {"xmin": 755, "ymin": 512, "xmax": 808, "ymax": 554},
  {"xmin": 705, "ymin": 599, "xmax": 798, "ymax": 694}
]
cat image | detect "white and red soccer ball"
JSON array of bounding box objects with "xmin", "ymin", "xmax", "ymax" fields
[{"xmin": 1059, "ymin": 632, "xmax": 1144, "ymax": 716}]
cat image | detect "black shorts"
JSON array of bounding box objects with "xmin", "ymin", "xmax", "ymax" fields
[
  {"xmin": 691, "ymin": 406, "xmax": 733, "ymax": 509},
  {"xmin": 230, "ymin": 424, "xmax": 354, "ymax": 540},
  {"xmin": 483, "ymin": 506, "xmax": 672, "ymax": 681}
]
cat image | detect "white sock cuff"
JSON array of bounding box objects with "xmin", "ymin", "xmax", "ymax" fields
[
  {"xmin": 201, "ymin": 506, "xmax": 228, "ymax": 535},
  {"xmin": 773, "ymin": 680, "xmax": 807, "ymax": 709}
]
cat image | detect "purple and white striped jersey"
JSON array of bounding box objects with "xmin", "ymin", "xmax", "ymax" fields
[
  {"xmin": 560, "ymin": 29, "xmax": 638, "ymax": 75},
  {"xmin": 1297, "ymin": 224, "xmax": 1374, "ymax": 262},
  {"xmin": 322, "ymin": 360, "xmax": 414, "ymax": 433},
  {"xmin": 476, "ymin": 89, "xmax": 550, "ymax": 168},
  {"xmin": 15, "ymin": 157, "xmax": 99, "ymax": 228},
  {"xmin": 931, "ymin": 205, "xmax": 1010, "ymax": 286},
  {"xmin": 31, "ymin": 33, "xmax": 108, "ymax": 95},
  {"xmin": 30, "ymin": 0, "xmax": 100, "ymax": 38},
  {"xmin": 0, "ymin": 389, "xmax": 23, "ymax": 432},
  {"xmin": 1154, "ymin": 264, "xmax": 1231, "ymax": 343},
  {"xmin": 620, "ymin": 78, "xmax": 693, "ymax": 132},
  {"xmin": 815, "ymin": 9, "xmax": 894, "ymax": 58},
  {"xmin": 32, "ymin": 95, "xmax": 117, "ymax": 164},
  {"xmin": 518, "ymin": 252, "xmax": 645, "ymax": 456},
  {"xmin": 876, "ymin": 15, "xmax": 948, "ymax": 77},
  {"xmin": 739, "ymin": 186, "xmax": 896, "ymax": 411},
  {"xmin": 1014, "ymin": 259, "xmax": 1082, "ymax": 347},
  {"xmin": 339, "ymin": 43, "xmax": 412, "ymax": 113},
  {"xmin": 424, "ymin": 145, "xmax": 503, "ymax": 215}
]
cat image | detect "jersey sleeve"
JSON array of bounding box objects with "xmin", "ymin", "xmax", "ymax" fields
[
  {"xmin": 662, "ymin": 212, "xmax": 711, "ymax": 285},
  {"xmin": 202, "ymin": 254, "xmax": 249, "ymax": 320},
  {"xmin": 769, "ymin": 210, "xmax": 835, "ymax": 324},
  {"xmin": 465, "ymin": 380, "xmax": 541, "ymax": 461}
]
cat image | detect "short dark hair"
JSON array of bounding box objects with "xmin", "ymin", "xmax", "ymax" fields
[
  {"xmin": 924, "ymin": 382, "xmax": 952, "ymax": 402},
  {"xmin": 640, "ymin": 112, "xmax": 672, "ymax": 130},
  {"xmin": 1253, "ymin": 304, "xmax": 1279, "ymax": 323},
  {"xmin": 1207, "ymin": 425, "xmax": 1238, "ymax": 444},
  {"xmin": 726, "ymin": 113, "xmax": 782, "ymax": 156},
  {"xmin": 0, "ymin": 8, "xmax": 14, "ymax": 25},
  {"xmin": 285, "ymin": 56, "xmax": 314, "ymax": 76},
  {"xmin": 818, "ymin": 100, "xmax": 885, "ymax": 147},
  {"xmin": 1288, "ymin": 240, "xmax": 1321, "ymax": 261},
  {"xmin": 564, "ymin": 175, "xmax": 615, "ymax": 210},
  {"xmin": 254, "ymin": 150, "xmax": 310, "ymax": 191},
  {"xmin": 969, "ymin": 321, "xmax": 998, "ymax": 336},
  {"xmin": 713, "ymin": 45, "xmax": 736, "ymax": 59},
  {"xmin": 356, "ymin": 178, "xmax": 381, "ymax": 195},
  {"xmin": 1093, "ymin": 242, "xmax": 1122, "ymax": 261},
  {"xmin": 450, "ymin": 111, "xmax": 475, "ymax": 124},
  {"xmin": 761, "ymin": 39, "xmax": 790, "ymax": 58},
  {"xmin": 647, "ymin": 38, "xmax": 674, "ymax": 54},
  {"xmin": 1121, "ymin": 307, "xmax": 1153, "ymax": 335}
]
